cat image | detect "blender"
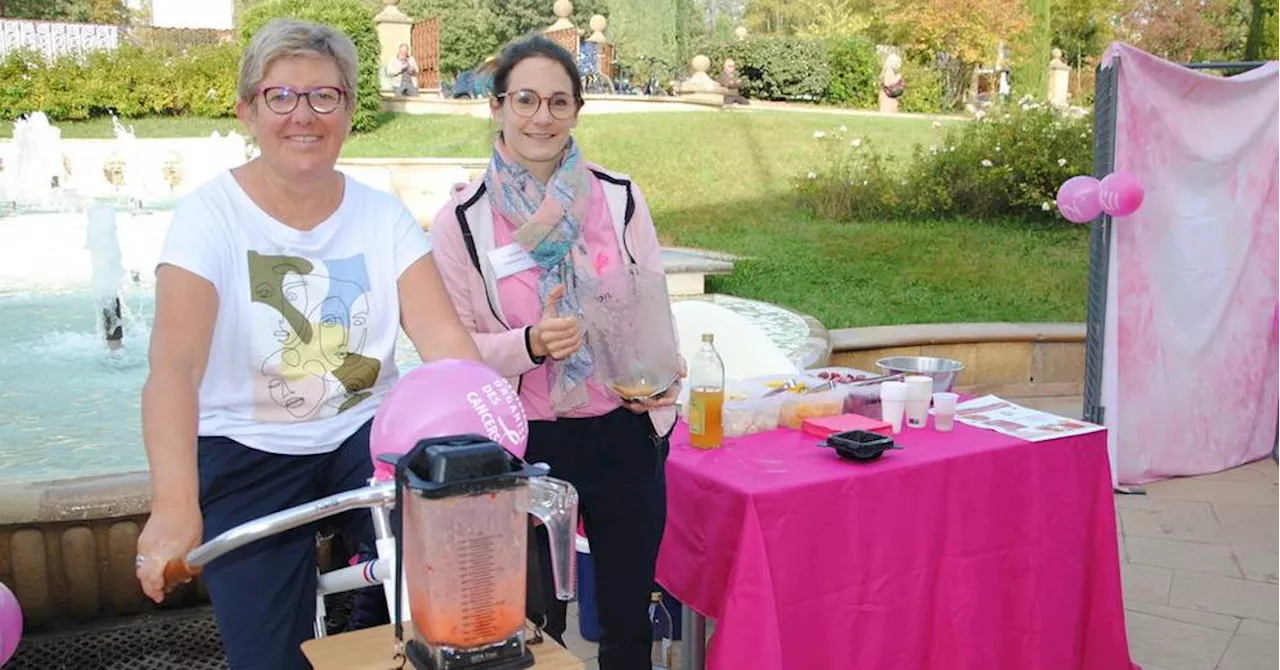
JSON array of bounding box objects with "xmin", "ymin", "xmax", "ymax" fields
[{"xmin": 392, "ymin": 434, "xmax": 579, "ymax": 670}]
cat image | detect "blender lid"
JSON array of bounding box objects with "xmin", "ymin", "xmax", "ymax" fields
[{"xmin": 388, "ymin": 434, "xmax": 546, "ymax": 499}]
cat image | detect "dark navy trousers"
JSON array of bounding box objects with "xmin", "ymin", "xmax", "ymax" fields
[
  {"xmin": 197, "ymin": 419, "xmax": 387, "ymax": 670},
  {"xmin": 525, "ymin": 408, "xmax": 669, "ymax": 670}
]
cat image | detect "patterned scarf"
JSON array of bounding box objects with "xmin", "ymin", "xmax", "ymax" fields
[{"xmin": 484, "ymin": 134, "xmax": 595, "ymax": 409}]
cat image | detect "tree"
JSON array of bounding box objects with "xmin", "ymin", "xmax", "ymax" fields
[
  {"xmin": 1010, "ymin": 0, "xmax": 1052, "ymax": 99},
  {"xmin": 607, "ymin": 0, "xmax": 680, "ymax": 70},
  {"xmin": 1245, "ymin": 0, "xmax": 1279, "ymax": 60},
  {"xmin": 879, "ymin": 0, "xmax": 1031, "ymax": 105},
  {"xmin": 4, "ymin": 0, "xmax": 131, "ymax": 22},
  {"xmin": 796, "ymin": 0, "xmax": 872, "ymax": 40},
  {"xmin": 1114, "ymin": 0, "xmax": 1243, "ymax": 62},
  {"xmin": 1052, "ymin": 0, "xmax": 1121, "ymax": 64}
]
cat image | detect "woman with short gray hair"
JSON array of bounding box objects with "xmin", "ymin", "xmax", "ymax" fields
[{"xmin": 133, "ymin": 18, "xmax": 481, "ymax": 669}]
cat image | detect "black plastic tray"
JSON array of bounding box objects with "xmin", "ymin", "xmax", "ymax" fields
[{"xmin": 819, "ymin": 429, "xmax": 901, "ymax": 462}]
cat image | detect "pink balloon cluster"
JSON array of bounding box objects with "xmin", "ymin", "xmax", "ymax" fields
[
  {"xmin": 0, "ymin": 581, "xmax": 21, "ymax": 666},
  {"xmin": 1056, "ymin": 172, "xmax": 1145, "ymax": 223},
  {"xmin": 370, "ymin": 359, "xmax": 530, "ymax": 480}
]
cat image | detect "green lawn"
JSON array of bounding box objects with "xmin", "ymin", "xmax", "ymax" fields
[{"xmin": 6, "ymin": 111, "xmax": 1090, "ymax": 328}]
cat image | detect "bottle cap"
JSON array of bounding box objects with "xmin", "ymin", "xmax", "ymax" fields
[{"xmin": 701, "ymin": 332, "xmax": 715, "ymax": 343}]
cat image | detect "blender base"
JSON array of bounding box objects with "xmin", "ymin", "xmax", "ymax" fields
[{"xmin": 405, "ymin": 639, "xmax": 535, "ymax": 670}]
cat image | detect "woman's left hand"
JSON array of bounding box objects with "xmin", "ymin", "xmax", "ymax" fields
[{"xmin": 623, "ymin": 357, "xmax": 687, "ymax": 414}]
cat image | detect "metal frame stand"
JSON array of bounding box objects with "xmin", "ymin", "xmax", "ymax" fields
[
  {"xmin": 1080, "ymin": 55, "xmax": 1270, "ymax": 494},
  {"xmin": 681, "ymin": 608, "xmax": 707, "ymax": 670}
]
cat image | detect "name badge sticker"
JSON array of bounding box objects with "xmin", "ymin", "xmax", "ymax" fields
[{"xmin": 487, "ymin": 243, "xmax": 537, "ymax": 279}]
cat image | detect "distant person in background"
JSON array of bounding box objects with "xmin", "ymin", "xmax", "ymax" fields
[
  {"xmin": 387, "ymin": 43, "xmax": 419, "ymax": 97},
  {"xmin": 718, "ymin": 58, "xmax": 748, "ymax": 105},
  {"xmin": 879, "ymin": 53, "xmax": 905, "ymax": 113}
]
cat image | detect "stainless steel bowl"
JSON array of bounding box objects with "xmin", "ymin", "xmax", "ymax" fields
[{"xmin": 875, "ymin": 356, "xmax": 965, "ymax": 393}]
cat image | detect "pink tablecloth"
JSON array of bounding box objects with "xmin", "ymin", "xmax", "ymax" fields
[{"xmin": 655, "ymin": 421, "xmax": 1139, "ymax": 670}]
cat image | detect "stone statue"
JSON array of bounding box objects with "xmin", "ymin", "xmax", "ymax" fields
[
  {"xmin": 1048, "ymin": 47, "xmax": 1071, "ymax": 107},
  {"xmin": 879, "ymin": 53, "xmax": 904, "ymax": 113}
]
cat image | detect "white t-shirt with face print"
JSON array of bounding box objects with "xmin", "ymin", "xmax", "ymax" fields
[{"xmin": 156, "ymin": 171, "xmax": 429, "ymax": 455}]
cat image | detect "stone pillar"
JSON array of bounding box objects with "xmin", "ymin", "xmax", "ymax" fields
[
  {"xmin": 585, "ymin": 14, "xmax": 608, "ymax": 43},
  {"xmin": 1048, "ymin": 47, "xmax": 1071, "ymax": 106},
  {"xmin": 586, "ymin": 15, "xmax": 613, "ymax": 78},
  {"xmin": 547, "ymin": 0, "xmax": 575, "ymax": 32},
  {"xmin": 544, "ymin": 0, "xmax": 578, "ymax": 58},
  {"xmin": 375, "ymin": 0, "xmax": 414, "ymax": 92}
]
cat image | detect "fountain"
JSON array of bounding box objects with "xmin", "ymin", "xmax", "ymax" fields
[
  {"xmin": 7, "ymin": 112, "xmax": 65, "ymax": 209},
  {"xmin": 86, "ymin": 204, "xmax": 126, "ymax": 350}
]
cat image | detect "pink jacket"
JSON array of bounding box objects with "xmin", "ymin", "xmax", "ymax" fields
[{"xmin": 429, "ymin": 163, "xmax": 677, "ymax": 438}]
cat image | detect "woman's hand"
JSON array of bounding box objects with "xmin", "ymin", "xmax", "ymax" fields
[
  {"xmin": 135, "ymin": 502, "xmax": 203, "ymax": 602},
  {"xmin": 623, "ymin": 356, "xmax": 687, "ymax": 414},
  {"xmin": 529, "ymin": 286, "xmax": 582, "ymax": 361}
]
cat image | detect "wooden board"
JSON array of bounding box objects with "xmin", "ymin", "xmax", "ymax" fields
[{"xmin": 301, "ymin": 624, "xmax": 584, "ymax": 670}]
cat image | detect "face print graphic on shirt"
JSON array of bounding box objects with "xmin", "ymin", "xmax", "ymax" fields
[{"xmin": 247, "ymin": 250, "xmax": 381, "ymax": 421}]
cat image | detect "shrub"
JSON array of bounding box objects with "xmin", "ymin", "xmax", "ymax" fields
[
  {"xmin": 0, "ymin": 44, "xmax": 240, "ymax": 121},
  {"xmin": 795, "ymin": 128, "xmax": 906, "ymax": 222},
  {"xmin": 239, "ymin": 0, "xmax": 385, "ymax": 132},
  {"xmin": 896, "ymin": 58, "xmax": 945, "ymax": 114},
  {"xmin": 711, "ymin": 36, "xmax": 829, "ymax": 101},
  {"xmin": 824, "ymin": 37, "xmax": 878, "ymax": 108},
  {"xmin": 796, "ymin": 97, "xmax": 1094, "ymax": 223}
]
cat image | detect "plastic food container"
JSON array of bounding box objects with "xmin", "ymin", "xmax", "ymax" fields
[
  {"xmin": 778, "ymin": 389, "xmax": 845, "ymax": 429},
  {"xmin": 722, "ymin": 395, "xmax": 785, "ymax": 437}
]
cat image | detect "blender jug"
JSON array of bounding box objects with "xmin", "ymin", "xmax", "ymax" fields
[
  {"xmin": 578, "ymin": 264, "xmax": 681, "ymax": 401},
  {"xmin": 393, "ymin": 434, "xmax": 578, "ymax": 670}
]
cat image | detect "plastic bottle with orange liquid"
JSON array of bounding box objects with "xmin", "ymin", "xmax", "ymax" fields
[{"xmin": 688, "ymin": 332, "xmax": 725, "ymax": 449}]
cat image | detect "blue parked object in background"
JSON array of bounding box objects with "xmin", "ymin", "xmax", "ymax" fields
[{"xmin": 446, "ymin": 57, "xmax": 497, "ymax": 99}]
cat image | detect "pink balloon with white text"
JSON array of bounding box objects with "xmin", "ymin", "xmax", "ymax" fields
[
  {"xmin": 1056, "ymin": 175, "xmax": 1104, "ymax": 224},
  {"xmin": 370, "ymin": 359, "xmax": 529, "ymax": 480},
  {"xmin": 1098, "ymin": 171, "xmax": 1145, "ymax": 217}
]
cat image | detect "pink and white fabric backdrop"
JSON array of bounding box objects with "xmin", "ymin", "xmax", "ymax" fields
[{"xmin": 1100, "ymin": 43, "xmax": 1279, "ymax": 484}]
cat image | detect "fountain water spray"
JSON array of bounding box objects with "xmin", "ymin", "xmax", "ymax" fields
[
  {"xmin": 9, "ymin": 113, "xmax": 64, "ymax": 209},
  {"xmin": 86, "ymin": 204, "xmax": 125, "ymax": 350}
]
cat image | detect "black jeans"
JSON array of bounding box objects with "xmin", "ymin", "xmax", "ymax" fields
[{"xmin": 526, "ymin": 408, "xmax": 669, "ymax": 670}]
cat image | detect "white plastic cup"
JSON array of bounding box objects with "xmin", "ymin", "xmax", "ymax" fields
[
  {"xmin": 904, "ymin": 375, "xmax": 933, "ymax": 401},
  {"xmin": 932, "ymin": 392, "xmax": 959, "ymax": 432},
  {"xmin": 880, "ymin": 381, "xmax": 908, "ymax": 434},
  {"xmin": 905, "ymin": 398, "xmax": 930, "ymax": 428}
]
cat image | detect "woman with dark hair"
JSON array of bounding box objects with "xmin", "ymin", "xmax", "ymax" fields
[{"xmin": 430, "ymin": 35, "xmax": 680, "ymax": 670}]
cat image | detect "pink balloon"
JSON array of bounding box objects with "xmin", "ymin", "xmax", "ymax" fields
[
  {"xmin": 0, "ymin": 581, "xmax": 22, "ymax": 666},
  {"xmin": 370, "ymin": 359, "xmax": 529, "ymax": 480},
  {"xmin": 1056, "ymin": 175, "xmax": 1103, "ymax": 223},
  {"xmin": 1098, "ymin": 171, "xmax": 1145, "ymax": 217}
]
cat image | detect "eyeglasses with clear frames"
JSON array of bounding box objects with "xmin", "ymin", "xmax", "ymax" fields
[
  {"xmin": 496, "ymin": 89, "xmax": 578, "ymax": 120},
  {"xmin": 257, "ymin": 86, "xmax": 348, "ymax": 115}
]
